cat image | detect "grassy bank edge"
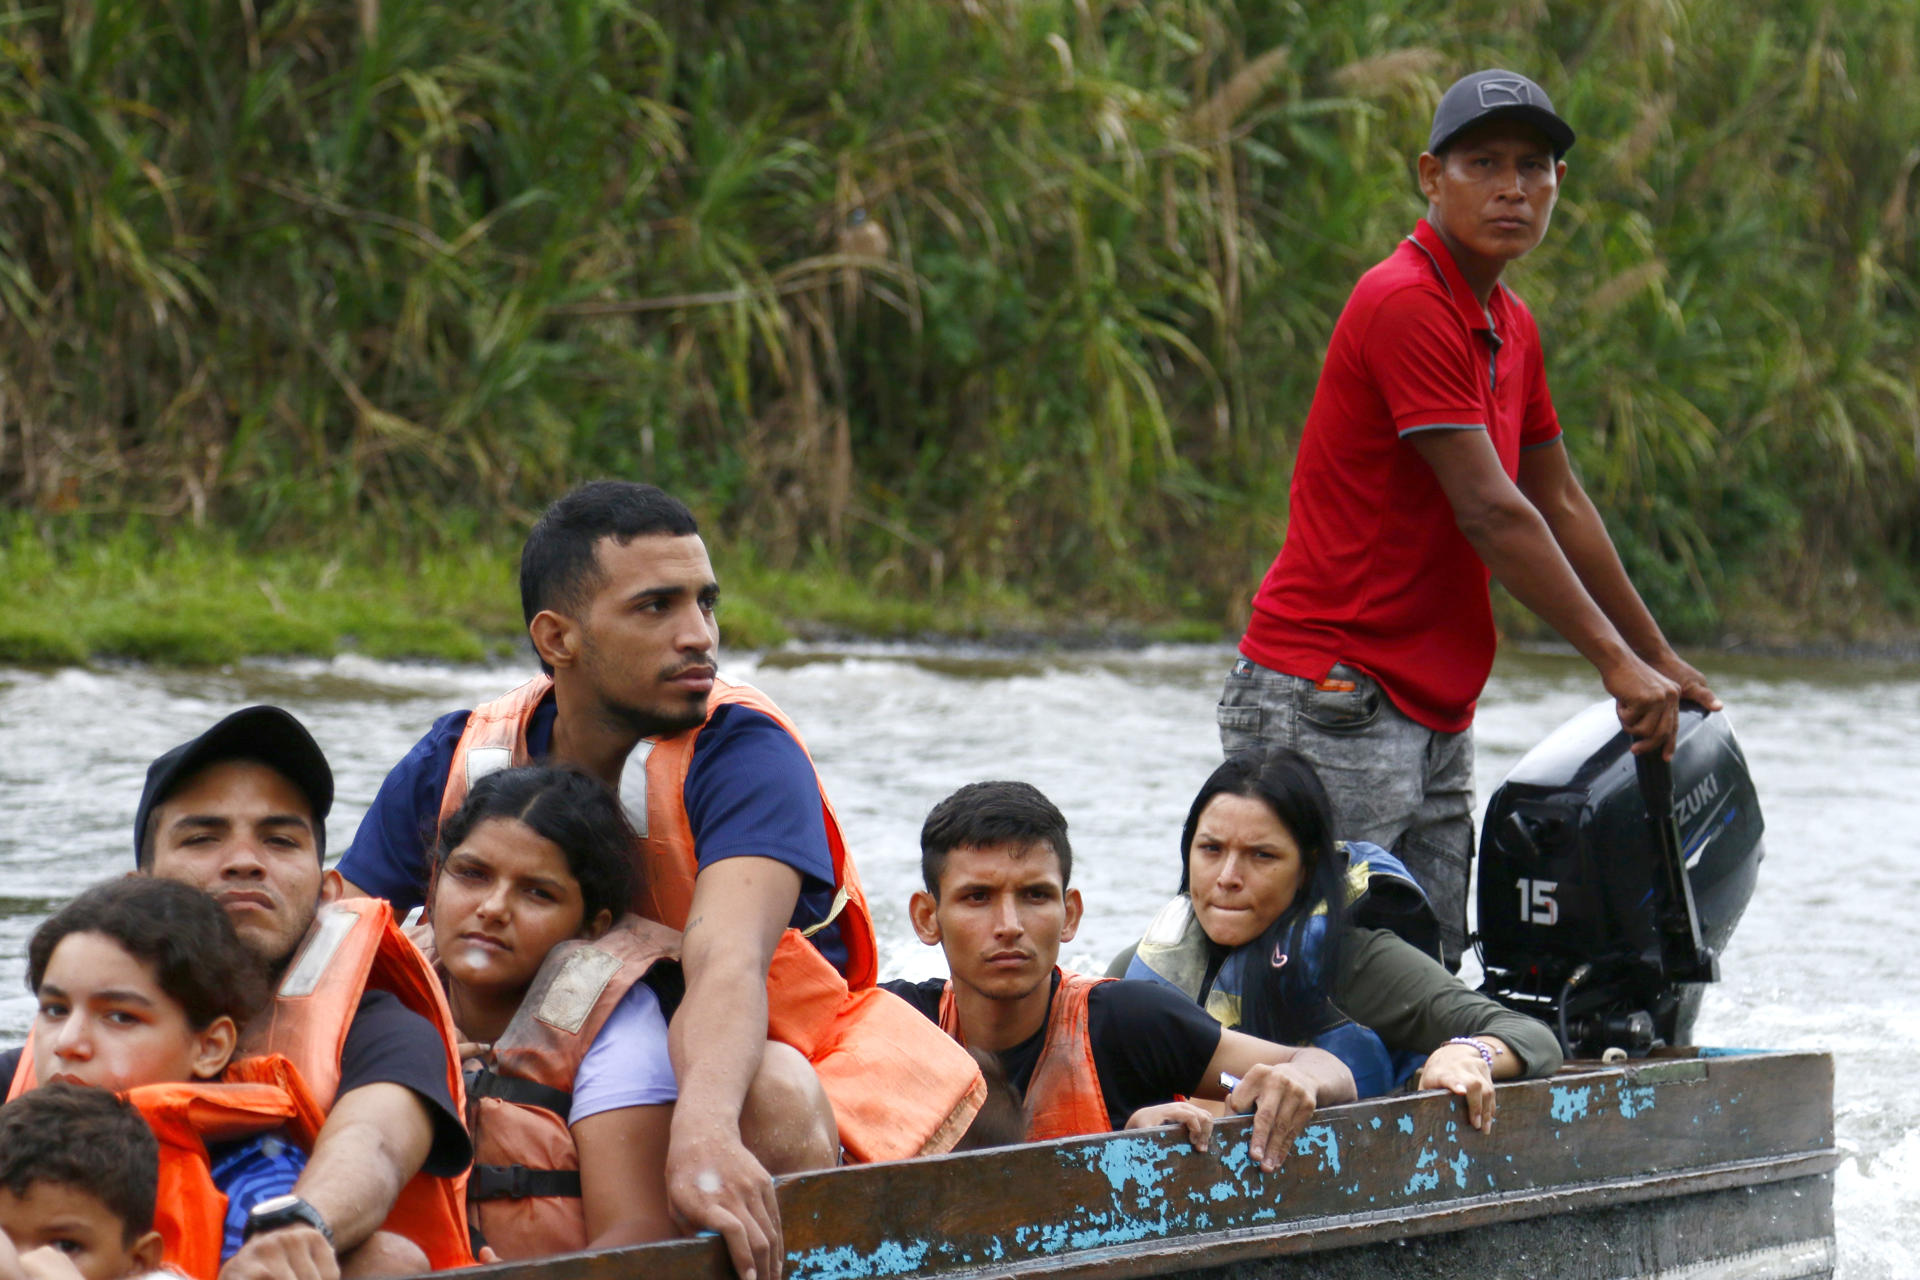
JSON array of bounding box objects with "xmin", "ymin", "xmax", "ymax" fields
[
  {"xmin": 6, "ymin": 524, "xmax": 1916, "ymax": 671},
  {"xmin": 0, "ymin": 525, "xmax": 1229, "ymax": 670}
]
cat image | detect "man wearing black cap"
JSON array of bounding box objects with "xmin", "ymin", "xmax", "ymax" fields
[
  {"xmin": 0, "ymin": 707, "xmax": 474, "ymax": 1280},
  {"xmin": 130, "ymin": 707, "xmax": 342, "ymax": 972},
  {"xmin": 1220, "ymin": 70, "xmax": 1720, "ymax": 968}
]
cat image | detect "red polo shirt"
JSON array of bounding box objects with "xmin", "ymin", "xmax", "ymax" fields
[{"xmin": 1239, "ymin": 218, "xmax": 1563, "ymax": 733}]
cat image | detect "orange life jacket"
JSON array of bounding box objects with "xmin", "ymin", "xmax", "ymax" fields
[
  {"xmin": 939, "ymin": 970, "xmax": 1113, "ymax": 1141},
  {"xmin": 439, "ymin": 674, "xmax": 878, "ymax": 986},
  {"xmin": 6, "ymin": 1052, "xmax": 325, "ymax": 1280},
  {"xmin": 415, "ymin": 916, "xmax": 681, "ymax": 1261},
  {"xmin": 240, "ymin": 897, "xmax": 474, "ymax": 1269},
  {"xmin": 438, "ymin": 674, "xmax": 986, "ymax": 1163}
]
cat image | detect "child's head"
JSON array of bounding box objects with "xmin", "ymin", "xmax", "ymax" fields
[
  {"xmin": 951, "ymin": 1048, "xmax": 1027, "ymax": 1151},
  {"xmin": 0, "ymin": 1083, "xmax": 163, "ymax": 1280},
  {"xmin": 428, "ymin": 767, "xmax": 637, "ymax": 998},
  {"xmin": 26, "ymin": 877, "xmax": 267, "ymax": 1091}
]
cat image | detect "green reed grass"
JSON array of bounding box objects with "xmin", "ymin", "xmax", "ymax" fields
[
  {"xmin": 0, "ymin": 515, "xmax": 1103, "ymax": 666},
  {"xmin": 1, "ymin": 0, "xmax": 1916, "ymax": 657}
]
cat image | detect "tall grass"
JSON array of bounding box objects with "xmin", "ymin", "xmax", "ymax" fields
[{"xmin": 1, "ymin": 0, "xmax": 1915, "ymax": 639}]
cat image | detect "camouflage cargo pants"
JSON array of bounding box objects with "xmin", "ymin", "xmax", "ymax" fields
[{"xmin": 1217, "ymin": 655, "xmax": 1475, "ymax": 970}]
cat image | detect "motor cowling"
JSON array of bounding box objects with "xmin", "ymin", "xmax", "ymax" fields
[{"xmin": 1477, "ymin": 701, "xmax": 1763, "ymax": 1056}]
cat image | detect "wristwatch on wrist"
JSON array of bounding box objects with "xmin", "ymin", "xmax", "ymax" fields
[{"xmin": 242, "ymin": 1195, "xmax": 334, "ymax": 1247}]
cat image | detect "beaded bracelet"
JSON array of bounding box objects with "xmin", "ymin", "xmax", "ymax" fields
[{"xmin": 1444, "ymin": 1036, "xmax": 1496, "ymax": 1069}]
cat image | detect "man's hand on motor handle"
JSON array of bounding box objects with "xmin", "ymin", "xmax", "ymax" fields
[{"xmin": 1602, "ymin": 654, "xmax": 1682, "ymax": 759}]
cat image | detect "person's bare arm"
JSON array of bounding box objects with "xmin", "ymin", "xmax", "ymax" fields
[
  {"xmin": 666, "ymin": 856, "xmax": 801, "ymax": 1280},
  {"xmin": 576, "ymin": 1104, "xmax": 677, "ymax": 1250},
  {"xmin": 1407, "ymin": 428, "xmax": 1684, "ymax": 757},
  {"xmin": 219, "ymin": 1083, "xmax": 434, "ymax": 1280},
  {"xmin": 1188, "ymin": 1031, "xmax": 1356, "ymax": 1172},
  {"xmin": 1518, "ymin": 440, "xmax": 1721, "ymax": 712},
  {"xmin": 1199, "ymin": 1032, "xmax": 1357, "ymax": 1106}
]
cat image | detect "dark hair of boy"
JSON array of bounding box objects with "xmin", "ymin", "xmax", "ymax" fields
[
  {"xmin": 949, "ymin": 1048, "xmax": 1027, "ymax": 1152},
  {"xmin": 431, "ymin": 765, "xmax": 638, "ymax": 925},
  {"xmin": 27, "ymin": 877, "xmax": 269, "ymax": 1031},
  {"xmin": 0, "ymin": 1083, "xmax": 159, "ymax": 1243},
  {"xmin": 918, "ymin": 780, "xmax": 1074, "ymax": 896},
  {"xmin": 517, "ymin": 481, "xmax": 701, "ymax": 673}
]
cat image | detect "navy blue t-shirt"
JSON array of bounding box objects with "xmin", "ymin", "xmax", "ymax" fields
[{"xmin": 337, "ymin": 691, "xmax": 846, "ymax": 970}]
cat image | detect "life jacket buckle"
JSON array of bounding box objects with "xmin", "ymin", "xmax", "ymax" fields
[{"xmin": 472, "ymin": 1164, "xmax": 537, "ymax": 1201}]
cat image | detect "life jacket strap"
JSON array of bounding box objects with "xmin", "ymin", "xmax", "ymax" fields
[
  {"xmin": 468, "ymin": 1067, "xmax": 574, "ymax": 1119},
  {"xmin": 468, "ymin": 1164, "xmax": 583, "ymax": 1202},
  {"xmin": 799, "ymin": 882, "xmax": 853, "ymax": 939}
]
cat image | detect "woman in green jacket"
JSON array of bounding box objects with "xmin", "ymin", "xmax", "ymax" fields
[{"xmin": 1121, "ymin": 748, "xmax": 1560, "ymax": 1129}]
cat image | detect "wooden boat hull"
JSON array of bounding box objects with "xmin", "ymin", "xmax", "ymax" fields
[{"xmin": 462, "ymin": 1049, "xmax": 1837, "ymax": 1280}]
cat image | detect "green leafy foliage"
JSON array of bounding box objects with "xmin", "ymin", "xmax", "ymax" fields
[{"xmin": 1, "ymin": 0, "xmax": 1915, "ymax": 651}]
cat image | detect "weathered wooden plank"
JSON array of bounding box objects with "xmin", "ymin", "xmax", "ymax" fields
[
  {"xmin": 1144, "ymin": 1177, "xmax": 1836, "ymax": 1280},
  {"xmin": 458, "ymin": 1050, "xmax": 1834, "ymax": 1280}
]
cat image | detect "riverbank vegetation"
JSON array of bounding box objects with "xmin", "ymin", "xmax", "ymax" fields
[
  {"xmin": 0, "ymin": 517, "xmax": 1092, "ymax": 666},
  {"xmin": 2, "ymin": 0, "xmax": 1916, "ymax": 665}
]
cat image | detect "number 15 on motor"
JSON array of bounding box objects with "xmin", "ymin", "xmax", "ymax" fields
[{"xmin": 1516, "ymin": 878, "xmax": 1559, "ymax": 926}]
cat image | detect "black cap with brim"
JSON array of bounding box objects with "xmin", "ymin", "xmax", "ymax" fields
[
  {"xmin": 133, "ymin": 705, "xmax": 333, "ymax": 865},
  {"xmin": 1429, "ymin": 69, "xmax": 1575, "ymax": 159}
]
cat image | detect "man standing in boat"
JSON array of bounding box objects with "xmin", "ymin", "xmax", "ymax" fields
[
  {"xmin": 1221, "ymin": 69, "xmax": 1719, "ymax": 968},
  {"xmin": 337, "ymin": 480, "xmax": 983, "ymax": 1280}
]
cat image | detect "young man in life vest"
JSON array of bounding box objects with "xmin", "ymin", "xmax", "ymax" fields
[
  {"xmin": 337, "ymin": 481, "xmax": 983, "ymax": 1280},
  {"xmin": 883, "ymin": 782, "xmax": 1356, "ymax": 1170},
  {"xmin": 1221, "ymin": 69, "xmax": 1720, "ymax": 968},
  {"xmin": 0, "ymin": 1086, "xmax": 164, "ymax": 1280},
  {"xmin": 0, "ymin": 707, "xmax": 475, "ymax": 1280}
]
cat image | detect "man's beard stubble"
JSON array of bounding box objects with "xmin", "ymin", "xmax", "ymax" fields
[
  {"xmin": 599, "ymin": 660, "xmax": 714, "ymax": 740},
  {"xmin": 600, "ymin": 690, "xmax": 710, "ymax": 740},
  {"xmin": 579, "ymin": 631, "xmax": 716, "ymax": 740}
]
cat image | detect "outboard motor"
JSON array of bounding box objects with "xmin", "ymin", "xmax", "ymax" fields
[{"xmin": 1477, "ymin": 701, "xmax": 1763, "ymax": 1058}]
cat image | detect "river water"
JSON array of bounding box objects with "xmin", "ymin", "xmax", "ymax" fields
[{"xmin": 0, "ymin": 645, "xmax": 1913, "ymax": 1274}]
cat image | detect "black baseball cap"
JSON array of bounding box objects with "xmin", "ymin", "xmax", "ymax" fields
[
  {"xmin": 133, "ymin": 706, "xmax": 333, "ymax": 865},
  {"xmin": 1428, "ymin": 69, "xmax": 1575, "ymax": 159}
]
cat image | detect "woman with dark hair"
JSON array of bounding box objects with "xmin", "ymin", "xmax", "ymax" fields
[
  {"xmin": 423, "ymin": 767, "xmax": 835, "ymax": 1261},
  {"xmin": 429, "ymin": 766, "xmax": 636, "ymax": 1038},
  {"xmin": 1122, "ymin": 749, "xmax": 1560, "ymax": 1128}
]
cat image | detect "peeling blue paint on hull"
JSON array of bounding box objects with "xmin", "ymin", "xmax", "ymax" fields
[{"xmin": 449, "ymin": 1051, "xmax": 1838, "ymax": 1280}]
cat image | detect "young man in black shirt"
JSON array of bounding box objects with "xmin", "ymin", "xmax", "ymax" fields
[{"xmin": 883, "ymin": 781, "xmax": 1354, "ymax": 1170}]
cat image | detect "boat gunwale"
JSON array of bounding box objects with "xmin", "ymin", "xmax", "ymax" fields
[
  {"xmin": 926, "ymin": 1146, "xmax": 1842, "ymax": 1280},
  {"xmin": 451, "ymin": 1048, "xmax": 1837, "ymax": 1280}
]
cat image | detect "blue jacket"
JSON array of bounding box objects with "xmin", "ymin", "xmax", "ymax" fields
[{"xmin": 1125, "ymin": 842, "xmax": 1438, "ymax": 1098}]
